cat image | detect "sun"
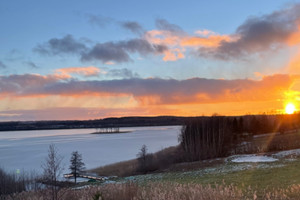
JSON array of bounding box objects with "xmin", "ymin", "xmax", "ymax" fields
[{"xmin": 285, "ymin": 103, "xmax": 296, "ymax": 114}]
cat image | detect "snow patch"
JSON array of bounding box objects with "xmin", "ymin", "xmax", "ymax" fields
[
  {"xmin": 273, "ymin": 149, "xmax": 300, "ymax": 158},
  {"xmin": 231, "ymin": 155, "xmax": 278, "ymax": 163}
]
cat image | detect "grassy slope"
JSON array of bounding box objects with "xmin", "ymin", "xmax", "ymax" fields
[
  {"xmin": 122, "ymin": 158, "xmax": 300, "ymax": 198},
  {"xmin": 166, "ymin": 162, "xmax": 300, "ymax": 188},
  {"xmin": 90, "ymin": 131, "xmax": 300, "ymax": 198}
]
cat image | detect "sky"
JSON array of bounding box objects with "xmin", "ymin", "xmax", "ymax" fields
[{"xmin": 1, "ymin": 0, "xmax": 300, "ymax": 121}]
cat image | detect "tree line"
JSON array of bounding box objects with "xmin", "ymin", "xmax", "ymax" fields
[{"xmin": 179, "ymin": 114, "xmax": 300, "ymax": 161}]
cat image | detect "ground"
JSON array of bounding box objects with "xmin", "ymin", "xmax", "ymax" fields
[{"xmin": 92, "ymin": 148, "xmax": 300, "ymax": 198}]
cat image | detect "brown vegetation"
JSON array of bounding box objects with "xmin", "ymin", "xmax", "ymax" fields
[
  {"xmin": 236, "ymin": 130, "xmax": 300, "ymax": 154},
  {"xmin": 89, "ymin": 159, "xmax": 139, "ymax": 177},
  {"xmin": 6, "ymin": 182, "xmax": 300, "ymax": 200},
  {"xmin": 0, "ymin": 168, "xmax": 41, "ymax": 196},
  {"xmin": 179, "ymin": 116, "xmax": 237, "ymax": 161},
  {"xmin": 90, "ymin": 146, "xmax": 184, "ymax": 177}
]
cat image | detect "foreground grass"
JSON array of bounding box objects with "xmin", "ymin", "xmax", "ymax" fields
[
  {"xmin": 6, "ymin": 181, "xmax": 300, "ymax": 199},
  {"xmin": 117, "ymin": 157, "xmax": 300, "ymax": 199},
  {"xmin": 5, "ymin": 157, "xmax": 300, "ymax": 199}
]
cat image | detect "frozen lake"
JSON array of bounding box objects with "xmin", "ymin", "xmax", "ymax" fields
[{"xmin": 0, "ymin": 126, "xmax": 181, "ymax": 174}]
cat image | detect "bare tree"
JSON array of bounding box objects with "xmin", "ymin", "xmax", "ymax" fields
[
  {"xmin": 69, "ymin": 151, "xmax": 85, "ymax": 184},
  {"xmin": 42, "ymin": 144, "xmax": 64, "ymax": 200},
  {"xmin": 136, "ymin": 144, "xmax": 153, "ymax": 173},
  {"xmin": 180, "ymin": 117, "xmax": 236, "ymax": 161}
]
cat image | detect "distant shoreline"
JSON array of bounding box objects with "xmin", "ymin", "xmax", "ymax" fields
[
  {"xmin": 91, "ymin": 131, "xmax": 132, "ymax": 135},
  {"xmin": 1, "ymin": 114, "xmax": 287, "ymax": 132},
  {"xmin": 0, "ymin": 116, "xmax": 188, "ymax": 132}
]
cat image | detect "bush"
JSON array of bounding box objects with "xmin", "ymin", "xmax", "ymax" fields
[{"xmin": 0, "ymin": 167, "xmax": 41, "ymax": 197}]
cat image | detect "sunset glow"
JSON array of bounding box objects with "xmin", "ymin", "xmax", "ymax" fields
[
  {"xmin": 285, "ymin": 103, "xmax": 296, "ymax": 114},
  {"xmin": 1, "ymin": 1, "xmax": 300, "ymax": 121}
]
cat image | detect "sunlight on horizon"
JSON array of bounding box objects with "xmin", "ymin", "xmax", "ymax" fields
[{"xmin": 285, "ymin": 103, "xmax": 296, "ymax": 114}]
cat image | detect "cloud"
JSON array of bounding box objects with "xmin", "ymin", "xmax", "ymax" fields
[
  {"xmin": 104, "ymin": 61, "xmax": 115, "ymax": 65},
  {"xmin": 0, "ymin": 61, "xmax": 7, "ymax": 69},
  {"xmin": 0, "ymin": 108, "xmax": 105, "ymax": 121},
  {"xmin": 155, "ymin": 19, "xmax": 185, "ymax": 35},
  {"xmin": 6, "ymin": 49, "xmax": 24, "ymax": 61},
  {"xmin": 198, "ymin": 3, "xmax": 300, "ymax": 59},
  {"xmin": 181, "ymin": 34, "xmax": 232, "ymax": 47},
  {"xmin": 34, "ymin": 33, "xmax": 168, "ymax": 63},
  {"xmin": 121, "ymin": 21, "xmax": 144, "ymax": 35},
  {"xmin": 87, "ymin": 14, "xmax": 114, "ymax": 28},
  {"xmin": 34, "ymin": 34, "xmax": 87, "ymax": 55},
  {"xmin": 81, "ymin": 39, "xmax": 167, "ymax": 63},
  {"xmin": 0, "ymin": 73, "xmax": 298, "ymax": 120},
  {"xmin": 55, "ymin": 66, "xmax": 101, "ymax": 78},
  {"xmin": 81, "ymin": 42, "xmax": 131, "ymax": 63},
  {"xmin": 0, "ymin": 74, "xmax": 67, "ymax": 96},
  {"xmin": 24, "ymin": 61, "xmax": 39, "ymax": 69},
  {"xmin": 145, "ymin": 7, "xmax": 300, "ymax": 61},
  {"xmin": 144, "ymin": 20, "xmax": 232, "ymax": 61},
  {"xmin": 0, "ymin": 107, "xmax": 175, "ymax": 121},
  {"xmin": 106, "ymin": 68, "xmax": 140, "ymax": 79},
  {"xmin": 33, "ymin": 6, "xmax": 300, "ymax": 63},
  {"xmin": 0, "ymin": 72, "xmax": 297, "ymax": 106},
  {"xmin": 32, "ymin": 19, "xmax": 230, "ymax": 63}
]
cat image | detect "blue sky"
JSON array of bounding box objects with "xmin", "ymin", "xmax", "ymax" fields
[
  {"xmin": 1, "ymin": 0, "xmax": 295, "ymax": 78},
  {"xmin": 1, "ymin": 0, "xmax": 300, "ymax": 120}
]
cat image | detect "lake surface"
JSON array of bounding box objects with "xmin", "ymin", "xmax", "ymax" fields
[{"xmin": 0, "ymin": 126, "xmax": 181, "ymax": 174}]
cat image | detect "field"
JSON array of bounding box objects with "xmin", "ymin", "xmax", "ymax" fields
[
  {"xmin": 7, "ymin": 155, "xmax": 300, "ymax": 199},
  {"xmin": 119, "ymin": 153, "xmax": 300, "ymax": 197},
  {"xmin": 87, "ymin": 130, "xmax": 300, "ymax": 199}
]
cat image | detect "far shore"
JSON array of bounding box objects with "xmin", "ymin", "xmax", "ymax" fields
[
  {"xmin": 0, "ymin": 115, "xmax": 186, "ymax": 132},
  {"xmin": 90, "ymin": 131, "xmax": 132, "ymax": 134}
]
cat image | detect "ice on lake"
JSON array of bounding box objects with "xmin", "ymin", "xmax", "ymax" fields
[{"xmin": 0, "ymin": 126, "xmax": 181, "ymax": 174}]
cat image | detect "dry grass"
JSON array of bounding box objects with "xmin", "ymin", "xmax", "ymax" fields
[
  {"xmin": 237, "ymin": 131, "xmax": 300, "ymax": 154},
  {"xmin": 6, "ymin": 182, "xmax": 300, "ymax": 200},
  {"xmin": 90, "ymin": 146, "xmax": 183, "ymax": 177},
  {"xmin": 89, "ymin": 159, "xmax": 139, "ymax": 177}
]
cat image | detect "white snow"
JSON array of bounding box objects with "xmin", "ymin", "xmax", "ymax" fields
[
  {"xmin": 272, "ymin": 148, "xmax": 300, "ymax": 158},
  {"xmin": 231, "ymin": 155, "xmax": 278, "ymax": 163}
]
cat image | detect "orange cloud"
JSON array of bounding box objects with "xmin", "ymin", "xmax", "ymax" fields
[
  {"xmin": 286, "ymin": 23, "xmax": 300, "ymax": 45},
  {"xmin": 55, "ymin": 66, "xmax": 101, "ymax": 78},
  {"xmin": 287, "ymin": 47, "xmax": 300, "ymax": 74},
  {"xmin": 1, "ymin": 73, "xmax": 297, "ymax": 104},
  {"xmin": 181, "ymin": 35, "xmax": 232, "ymax": 47},
  {"xmin": 1, "ymin": 72, "xmax": 299, "ymax": 121},
  {"xmin": 163, "ymin": 48, "xmax": 185, "ymax": 61},
  {"xmin": 144, "ymin": 28, "xmax": 232, "ymax": 61},
  {"xmin": 145, "ymin": 30, "xmax": 180, "ymax": 46}
]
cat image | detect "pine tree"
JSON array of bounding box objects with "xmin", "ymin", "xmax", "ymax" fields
[{"xmin": 69, "ymin": 151, "xmax": 85, "ymax": 184}]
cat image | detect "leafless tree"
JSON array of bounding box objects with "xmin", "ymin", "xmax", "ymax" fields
[
  {"xmin": 136, "ymin": 144, "xmax": 151, "ymax": 173},
  {"xmin": 41, "ymin": 144, "xmax": 64, "ymax": 200},
  {"xmin": 180, "ymin": 117, "xmax": 237, "ymax": 161}
]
